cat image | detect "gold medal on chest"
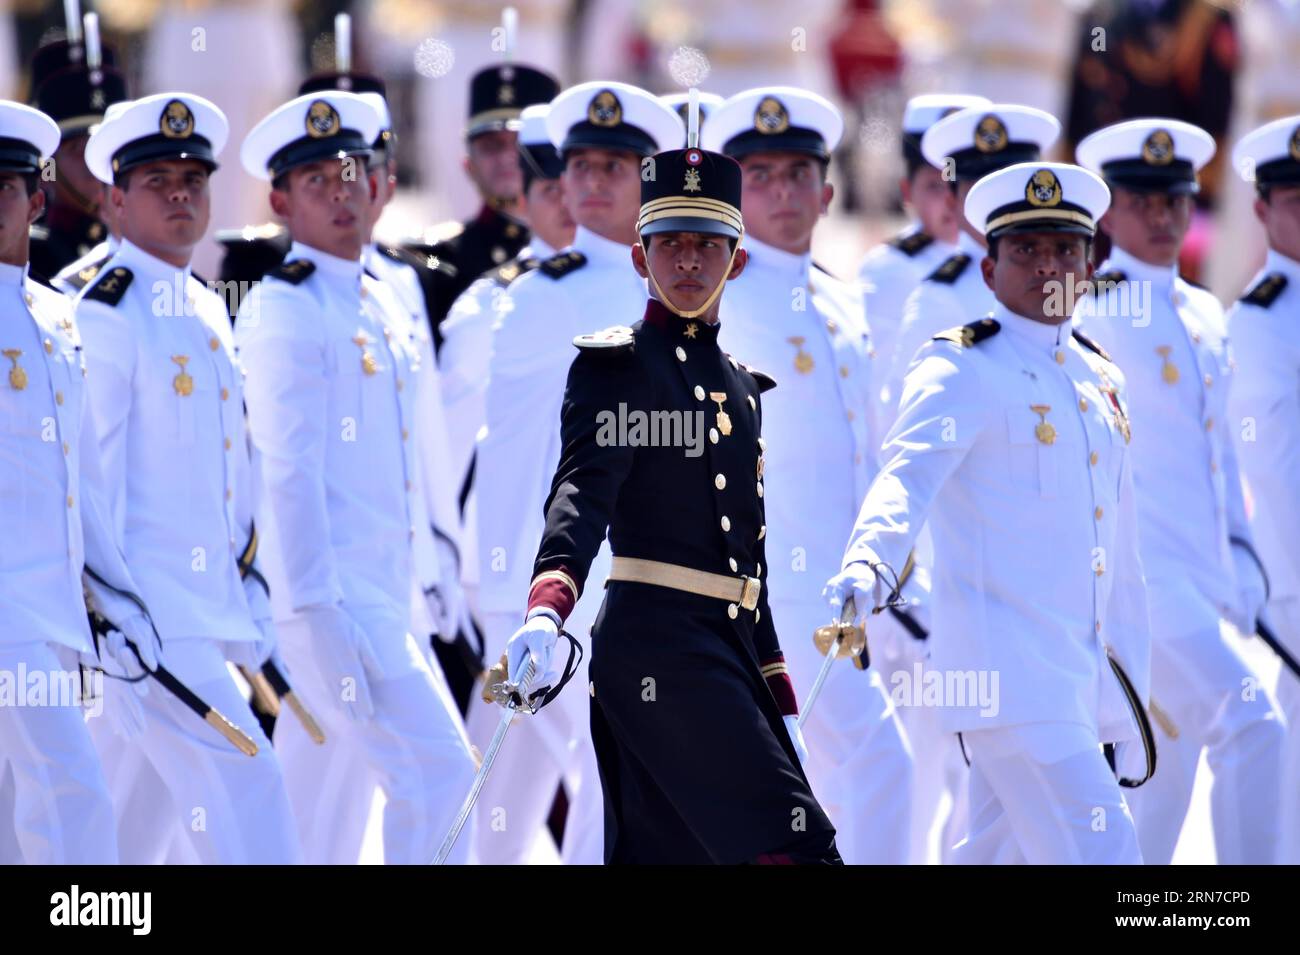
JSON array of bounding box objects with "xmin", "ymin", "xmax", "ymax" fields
[
  {"xmin": 787, "ymin": 336, "xmax": 814, "ymax": 374},
  {"xmin": 710, "ymin": 392, "xmax": 733, "ymax": 436},
  {"xmin": 171, "ymin": 355, "xmax": 193, "ymax": 396},
  {"xmin": 352, "ymin": 333, "xmax": 378, "ymax": 376},
  {"xmin": 1156, "ymin": 345, "xmax": 1179, "ymax": 384},
  {"xmin": 1030, "ymin": 404, "xmax": 1055, "ymax": 445},
  {"xmin": 3, "ymin": 348, "xmax": 26, "ymax": 391}
]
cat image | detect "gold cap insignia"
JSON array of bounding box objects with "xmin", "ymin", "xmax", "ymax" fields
[
  {"xmin": 754, "ymin": 96, "xmax": 790, "ymax": 135},
  {"xmin": 499, "ymin": 84, "xmax": 515, "ymax": 105},
  {"xmin": 974, "ymin": 114, "xmax": 1008, "ymax": 153},
  {"xmin": 160, "ymin": 99, "xmax": 195, "ymax": 139},
  {"xmin": 588, "ymin": 90, "xmax": 622, "ymax": 128},
  {"xmin": 1141, "ymin": 128, "xmax": 1175, "ymax": 165},
  {"xmin": 1290, "ymin": 125, "xmax": 1300, "ymax": 162},
  {"xmin": 1026, "ymin": 168, "xmax": 1062, "ymax": 207},
  {"xmin": 306, "ymin": 100, "xmax": 341, "ymax": 139}
]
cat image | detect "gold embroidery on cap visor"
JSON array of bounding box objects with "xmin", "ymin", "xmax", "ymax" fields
[
  {"xmin": 974, "ymin": 114, "xmax": 1008, "ymax": 153},
  {"xmin": 587, "ymin": 90, "xmax": 622, "ymax": 128},
  {"xmin": 1142, "ymin": 128, "xmax": 1175, "ymax": 165},
  {"xmin": 305, "ymin": 100, "xmax": 341, "ymax": 139},
  {"xmin": 160, "ymin": 99, "xmax": 195, "ymax": 139},
  {"xmin": 754, "ymin": 96, "xmax": 790, "ymax": 135},
  {"xmin": 1025, "ymin": 168, "xmax": 1063, "ymax": 207}
]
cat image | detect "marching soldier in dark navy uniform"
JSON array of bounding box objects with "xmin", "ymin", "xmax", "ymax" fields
[
  {"xmin": 497, "ymin": 139, "xmax": 840, "ymax": 864},
  {"xmin": 26, "ymin": 22, "xmax": 128, "ymax": 286},
  {"xmin": 400, "ymin": 63, "xmax": 559, "ymax": 352}
]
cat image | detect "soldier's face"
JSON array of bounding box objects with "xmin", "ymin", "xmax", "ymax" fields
[
  {"xmin": 1100, "ymin": 187, "xmax": 1192, "ymax": 267},
  {"xmin": 633, "ymin": 231, "xmax": 747, "ymax": 319},
  {"xmin": 113, "ymin": 160, "xmax": 211, "ymax": 263},
  {"xmin": 1255, "ymin": 185, "xmax": 1300, "ymax": 262},
  {"xmin": 52, "ymin": 135, "xmax": 100, "ymax": 211},
  {"xmin": 903, "ymin": 164, "xmax": 958, "ymax": 243},
  {"xmin": 271, "ymin": 158, "xmax": 371, "ymax": 259},
  {"xmin": 561, "ymin": 148, "xmax": 641, "ymax": 243},
  {"xmin": 0, "ymin": 172, "xmax": 43, "ymax": 267},
  {"xmin": 523, "ymin": 176, "xmax": 575, "ymax": 251},
  {"xmin": 983, "ymin": 230, "xmax": 1092, "ymax": 325},
  {"xmin": 465, "ymin": 130, "xmax": 523, "ymax": 202},
  {"xmin": 738, "ymin": 152, "xmax": 831, "ymax": 255}
]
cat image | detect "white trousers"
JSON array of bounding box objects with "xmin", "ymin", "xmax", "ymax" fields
[
  {"xmin": 276, "ymin": 619, "xmax": 478, "ymax": 865},
  {"xmin": 1123, "ymin": 625, "xmax": 1285, "ymax": 864},
  {"xmin": 776, "ymin": 598, "xmax": 914, "ymax": 865},
  {"xmin": 0, "ymin": 642, "xmax": 116, "ymax": 864},
  {"xmin": 88, "ymin": 638, "xmax": 300, "ymax": 864},
  {"xmin": 954, "ymin": 721, "xmax": 1142, "ymax": 865},
  {"xmin": 1270, "ymin": 598, "xmax": 1300, "ymax": 864}
]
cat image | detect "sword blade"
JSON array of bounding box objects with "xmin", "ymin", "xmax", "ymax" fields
[
  {"xmin": 798, "ymin": 635, "xmax": 840, "ymax": 731},
  {"xmin": 432, "ymin": 703, "xmax": 516, "ymax": 865}
]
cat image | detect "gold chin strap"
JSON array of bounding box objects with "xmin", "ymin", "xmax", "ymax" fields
[{"xmin": 639, "ymin": 230, "xmax": 744, "ymax": 320}]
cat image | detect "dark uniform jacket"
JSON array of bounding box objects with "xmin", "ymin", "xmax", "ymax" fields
[{"xmin": 525, "ymin": 298, "xmax": 837, "ymax": 864}]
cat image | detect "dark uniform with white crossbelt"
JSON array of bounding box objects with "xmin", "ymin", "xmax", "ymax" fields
[{"xmin": 511, "ymin": 143, "xmax": 839, "ymax": 864}]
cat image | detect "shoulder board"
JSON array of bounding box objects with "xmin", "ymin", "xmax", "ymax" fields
[
  {"xmin": 1240, "ymin": 272, "xmax": 1288, "ymax": 309},
  {"xmin": 573, "ymin": 325, "xmax": 634, "ymax": 353},
  {"xmin": 926, "ymin": 253, "xmax": 971, "ymax": 284},
  {"xmin": 933, "ymin": 317, "xmax": 1000, "ymax": 348},
  {"xmin": 1090, "ymin": 269, "xmax": 1128, "ymax": 294},
  {"xmin": 83, "ymin": 266, "xmax": 133, "ymax": 306},
  {"xmin": 541, "ymin": 251, "xmax": 588, "ymax": 279},
  {"xmin": 492, "ymin": 256, "xmax": 540, "ymax": 286},
  {"xmin": 66, "ymin": 259, "xmax": 108, "ymax": 291},
  {"xmin": 267, "ymin": 259, "xmax": 316, "ymax": 285},
  {"xmin": 1071, "ymin": 329, "xmax": 1112, "ymax": 362},
  {"xmin": 888, "ymin": 231, "xmax": 935, "ymax": 258},
  {"xmin": 741, "ymin": 363, "xmax": 777, "ymax": 393}
]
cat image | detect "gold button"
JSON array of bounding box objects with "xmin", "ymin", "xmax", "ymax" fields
[
  {"xmin": 24, "ymin": 292, "xmax": 34, "ymax": 306},
  {"xmin": 383, "ymin": 327, "xmax": 392, "ymax": 341},
  {"xmin": 747, "ymin": 395, "xmax": 756, "ymax": 410},
  {"xmin": 709, "ymin": 428, "xmax": 719, "ymax": 444},
  {"xmin": 1191, "ymin": 331, "xmax": 1201, "ymax": 344},
  {"xmin": 55, "ymin": 391, "xmax": 64, "ymax": 405},
  {"xmin": 1055, "ymin": 351, "xmax": 1065, "ymax": 365},
  {"xmin": 1079, "ymin": 398, "xmax": 1088, "ymax": 412},
  {"xmin": 826, "ymin": 319, "xmax": 837, "ymax": 333},
  {"xmin": 714, "ymin": 474, "xmax": 726, "ymax": 490},
  {"xmin": 846, "ymin": 409, "xmax": 855, "ymax": 422},
  {"xmin": 67, "ymin": 495, "xmax": 73, "ymax": 507},
  {"xmin": 405, "ymin": 480, "xmax": 413, "ymax": 491},
  {"xmin": 1089, "ymin": 451, "xmax": 1099, "ymax": 466},
  {"xmin": 854, "ymin": 452, "xmax": 862, "ymax": 465},
  {"xmin": 729, "ymin": 558, "xmax": 738, "ymax": 572},
  {"xmin": 757, "ymin": 481, "xmax": 764, "ymax": 498},
  {"xmin": 758, "ymin": 524, "xmax": 766, "ymax": 540},
  {"xmin": 1205, "ymin": 417, "xmax": 1214, "ymax": 432},
  {"xmin": 402, "ymin": 428, "xmax": 410, "ymax": 441},
  {"xmin": 676, "ymin": 347, "xmax": 687, "ymax": 362},
  {"xmin": 62, "ymin": 441, "xmax": 70, "ymax": 455},
  {"xmin": 209, "ymin": 337, "xmax": 220, "ymax": 352},
  {"xmin": 44, "ymin": 338, "xmax": 53, "ymax": 354},
  {"xmin": 694, "ymin": 385, "xmax": 705, "ymax": 400},
  {"xmin": 360, "ymin": 285, "xmax": 368, "ymax": 297},
  {"xmin": 839, "ymin": 365, "xmax": 850, "ymax": 378},
  {"xmin": 721, "ymin": 516, "xmax": 731, "ymax": 532},
  {"xmin": 1210, "ymin": 460, "xmax": 1218, "ymax": 473},
  {"xmin": 1095, "ymin": 506, "xmax": 1103, "ymax": 520},
  {"xmin": 758, "ymin": 437, "xmax": 766, "ymax": 451},
  {"xmin": 1095, "ymin": 566, "xmax": 1105, "ymax": 577},
  {"xmin": 1095, "ymin": 621, "xmax": 1101, "ymax": 633},
  {"xmin": 1204, "ymin": 374, "xmax": 1212, "ymax": 388},
  {"xmin": 727, "ymin": 603, "xmax": 739, "ymax": 619},
  {"xmin": 396, "ymin": 379, "xmax": 404, "ymax": 391},
  {"xmin": 221, "ymin": 387, "xmax": 229, "ymax": 401}
]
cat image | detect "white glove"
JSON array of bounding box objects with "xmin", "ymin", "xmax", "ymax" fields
[
  {"xmin": 103, "ymin": 611, "xmax": 159, "ymax": 673},
  {"xmin": 224, "ymin": 617, "xmax": 277, "ymax": 671},
  {"xmin": 300, "ymin": 604, "xmax": 380, "ymax": 723},
  {"xmin": 1228, "ymin": 546, "xmax": 1267, "ymax": 636},
  {"xmin": 504, "ymin": 609, "xmax": 560, "ymax": 699},
  {"xmin": 821, "ymin": 560, "xmax": 880, "ymax": 623},
  {"xmin": 783, "ymin": 714, "xmax": 809, "ymax": 766},
  {"xmin": 84, "ymin": 625, "xmax": 152, "ymax": 741}
]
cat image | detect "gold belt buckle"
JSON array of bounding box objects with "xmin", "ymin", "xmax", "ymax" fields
[{"xmin": 739, "ymin": 576, "xmax": 761, "ymax": 611}]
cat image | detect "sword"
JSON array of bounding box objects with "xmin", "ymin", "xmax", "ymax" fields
[
  {"xmin": 1256, "ymin": 619, "xmax": 1300, "ymax": 681},
  {"xmin": 799, "ymin": 597, "xmax": 866, "ymax": 730},
  {"xmin": 432, "ymin": 658, "xmax": 536, "ymax": 865},
  {"xmin": 238, "ymin": 660, "xmax": 326, "ymax": 744}
]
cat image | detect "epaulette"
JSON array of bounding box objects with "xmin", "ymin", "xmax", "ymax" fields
[
  {"xmin": 66, "ymin": 259, "xmax": 109, "ymax": 292},
  {"xmin": 1240, "ymin": 273, "xmax": 1288, "ymax": 309},
  {"xmin": 83, "ymin": 266, "xmax": 133, "ymax": 306},
  {"xmin": 267, "ymin": 259, "xmax": 316, "ymax": 285},
  {"xmin": 742, "ymin": 363, "xmax": 777, "ymax": 393},
  {"xmin": 491, "ymin": 256, "xmax": 540, "ymax": 286},
  {"xmin": 933, "ymin": 317, "xmax": 1000, "ymax": 348},
  {"xmin": 889, "ymin": 231, "xmax": 935, "ymax": 258},
  {"xmin": 541, "ymin": 251, "xmax": 587, "ymax": 279},
  {"xmin": 573, "ymin": 325, "xmax": 634, "ymax": 352},
  {"xmin": 1090, "ymin": 269, "xmax": 1127, "ymax": 295},
  {"xmin": 926, "ymin": 253, "xmax": 971, "ymax": 284},
  {"xmin": 1072, "ymin": 329, "xmax": 1112, "ymax": 362}
]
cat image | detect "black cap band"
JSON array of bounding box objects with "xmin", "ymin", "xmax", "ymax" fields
[
  {"xmin": 266, "ymin": 130, "xmax": 372, "ymax": 177},
  {"xmin": 519, "ymin": 140, "xmax": 564, "ymax": 188},
  {"xmin": 561, "ymin": 121, "xmax": 657, "ymax": 158},
  {"xmin": 1255, "ymin": 157, "xmax": 1300, "ymax": 188},
  {"xmin": 946, "ymin": 141, "xmax": 1041, "ymax": 181},
  {"xmin": 1101, "ymin": 158, "xmax": 1198, "ymax": 194},
  {"xmin": 984, "ymin": 196, "xmax": 1096, "ymax": 240},
  {"xmin": 722, "ymin": 125, "xmax": 829, "ymax": 161},
  {"xmin": 0, "ymin": 137, "xmax": 44, "ymax": 173},
  {"xmin": 111, "ymin": 133, "xmax": 218, "ymax": 177}
]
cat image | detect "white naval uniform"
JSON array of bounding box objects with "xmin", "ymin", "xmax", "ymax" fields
[
  {"xmin": 470, "ymin": 225, "xmax": 643, "ymax": 864},
  {"xmin": 236, "ymin": 241, "xmax": 477, "ymax": 865},
  {"xmin": 1225, "ymin": 250, "xmax": 1300, "ymax": 864},
  {"xmin": 842, "ymin": 304, "xmax": 1151, "ymax": 864},
  {"xmin": 885, "ymin": 230, "xmax": 994, "ymax": 428},
  {"xmin": 717, "ymin": 236, "xmax": 914, "ymax": 864},
  {"xmin": 857, "ymin": 225, "xmax": 956, "ymax": 411},
  {"xmin": 1075, "ymin": 247, "xmax": 1285, "ymax": 865},
  {"xmin": 75, "ymin": 239, "xmax": 301, "ymax": 865},
  {"xmin": 0, "ymin": 263, "xmax": 141, "ymax": 864}
]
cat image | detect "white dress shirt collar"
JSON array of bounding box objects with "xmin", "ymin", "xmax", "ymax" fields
[
  {"xmin": 742, "ymin": 234, "xmax": 811, "ymax": 284},
  {"xmin": 528, "ymin": 236, "xmax": 559, "ymax": 260},
  {"xmin": 1264, "ymin": 247, "xmax": 1300, "ymax": 285},
  {"xmin": 572, "ymin": 226, "xmax": 630, "ymax": 266},
  {"xmin": 115, "ymin": 237, "xmax": 192, "ymax": 286},
  {"xmin": 1106, "ymin": 244, "xmax": 1177, "ymax": 291},
  {"xmin": 289, "ymin": 239, "xmax": 362, "ymax": 280},
  {"xmin": 995, "ymin": 301, "xmax": 1071, "ymax": 354}
]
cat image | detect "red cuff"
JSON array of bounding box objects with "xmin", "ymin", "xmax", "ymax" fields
[
  {"xmin": 760, "ymin": 654, "xmax": 797, "ymax": 717},
  {"xmin": 526, "ymin": 566, "xmax": 580, "ymax": 622}
]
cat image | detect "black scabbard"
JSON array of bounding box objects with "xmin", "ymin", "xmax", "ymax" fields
[{"xmin": 1256, "ymin": 620, "xmax": 1300, "ymax": 680}]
